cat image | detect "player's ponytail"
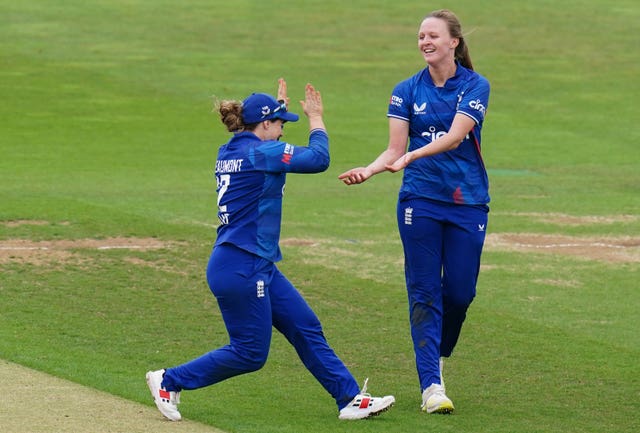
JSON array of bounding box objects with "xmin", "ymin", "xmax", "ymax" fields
[
  {"xmin": 455, "ymin": 37, "xmax": 473, "ymax": 71},
  {"xmin": 216, "ymin": 99, "xmax": 245, "ymax": 133},
  {"xmin": 426, "ymin": 9, "xmax": 474, "ymax": 71}
]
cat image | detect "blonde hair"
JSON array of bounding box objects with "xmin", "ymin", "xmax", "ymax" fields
[
  {"xmin": 215, "ymin": 99, "xmax": 247, "ymax": 133},
  {"xmin": 425, "ymin": 9, "xmax": 474, "ymax": 70}
]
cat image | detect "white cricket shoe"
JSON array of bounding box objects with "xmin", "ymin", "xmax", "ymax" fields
[
  {"xmin": 421, "ymin": 383, "xmax": 454, "ymax": 414},
  {"xmin": 146, "ymin": 369, "xmax": 182, "ymax": 421},
  {"xmin": 338, "ymin": 378, "xmax": 395, "ymax": 420}
]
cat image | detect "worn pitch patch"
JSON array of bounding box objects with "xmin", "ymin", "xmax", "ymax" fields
[
  {"xmin": 485, "ymin": 233, "xmax": 640, "ymax": 263},
  {"xmin": 0, "ymin": 237, "xmax": 170, "ymax": 265},
  {"xmin": 0, "ymin": 360, "xmax": 227, "ymax": 433}
]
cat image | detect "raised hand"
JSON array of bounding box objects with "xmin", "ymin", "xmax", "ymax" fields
[
  {"xmin": 300, "ymin": 83, "xmax": 323, "ymax": 118},
  {"xmin": 277, "ymin": 77, "xmax": 290, "ymax": 107}
]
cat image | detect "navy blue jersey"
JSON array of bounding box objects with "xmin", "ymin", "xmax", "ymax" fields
[
  {"xmin": 388, "ymin": 64, "xmax": 490, "ymax": 205},
  {"xmin": 214, "ymin": 129, "xmax": 329, "ymax": 262}
]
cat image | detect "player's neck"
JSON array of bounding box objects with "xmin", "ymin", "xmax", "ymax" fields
[{"xmin": 428, "ymin": 61, "xmax": 457, "ymax": 87}]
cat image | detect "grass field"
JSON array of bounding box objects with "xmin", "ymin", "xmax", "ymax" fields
[{"xmin": 1, "ymin": 1, "xmax": 639, "ymax": 432}]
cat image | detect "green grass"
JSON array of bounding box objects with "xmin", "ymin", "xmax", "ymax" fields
[{"xmin": 1, "ymin": 1, "xmax": 639, "ymax": 432}]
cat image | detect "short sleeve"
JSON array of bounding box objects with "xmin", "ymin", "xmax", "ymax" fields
[
  {"xmin": 387, "ymin": 78, "xmax": 414, "ymax": 121},
  {"xmin": 456, "ymin": 74, "xmax": 490, "ymax": 125}
]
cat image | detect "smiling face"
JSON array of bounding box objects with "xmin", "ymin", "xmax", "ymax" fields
[{"xmin": 418, "ymin": 17, "xmax": 459, "ymax": 66}]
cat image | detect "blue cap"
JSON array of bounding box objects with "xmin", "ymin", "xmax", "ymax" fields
[{"xmin": 241, "ymin": 93, "xmax": 300, "ymax": 124}]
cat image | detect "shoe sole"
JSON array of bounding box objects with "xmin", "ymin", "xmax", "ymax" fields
[
  {"xmin": 361, "ymin": 398, "xmax": 395, "ymax": 420},
  {"xmin": 339, "ymin": 399, "xmax": 395, "ymax": 420},
  {"xmin": 366, "ymin": 401, "xmax": 395, "ymax": 419},
  {"xmin": 424, "ymin": 403, "xmax": 454, "ymax": 414}
]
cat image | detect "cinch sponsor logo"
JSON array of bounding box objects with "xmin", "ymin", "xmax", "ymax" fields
[
  {"xmin": 421, "ymin": 126, "xmax": 471, "ymax": 142},
  {"xmin": 469, "ymin": 99, "xmax": 486, "ymax": 115},
  {"xmin": 390, "ymin": 95, "xmax": 403, "ymax": 107},
  {"xmin": 421, "ymin": 126, "xmax": 447, "ymax": 141},
  {"xmin": 413, "ymin": 102, "xmax": 427, "ymax": 114}
]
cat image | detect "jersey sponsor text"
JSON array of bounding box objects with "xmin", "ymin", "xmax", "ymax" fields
[
  {"xmin": 390, "ymin": 95, "xmax": 403, "ymax": 107},
  {"xmin": 281, "ymin": 143, "xmax": 294, "ymax": 164},
  {"xmin": 469, "ymin": 99, "xmax": 486, "ymax": 115}
]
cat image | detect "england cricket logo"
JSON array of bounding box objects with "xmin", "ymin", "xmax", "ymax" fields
[
  {"xmin": 256, "ymin": 280, "xmax": 265, "ymax": 298},
  {"xmin": 404, "ymin": 207, "xmax": 413, "ymax": 225}
]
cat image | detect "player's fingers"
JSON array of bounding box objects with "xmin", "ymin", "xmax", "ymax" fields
[{"xmin": 338, "ymin": 170, "xmax": 354, "ymax": 180}]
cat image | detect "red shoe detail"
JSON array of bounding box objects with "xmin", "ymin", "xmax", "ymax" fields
[{"xmin": 359, "ymin": 397, "xmax": 371, "ymax": 409}]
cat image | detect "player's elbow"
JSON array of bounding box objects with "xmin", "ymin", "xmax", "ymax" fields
[
  {"xmin": 294, "ymin": 154, "xmax": 330, "ymax": 174},
  {"xmin": 318, "ymin": 154, "xmax": 330, "ymax": 171},
  {"xmin": 309, "ymin": 153, "xmax": 330, "ymax": 172}
]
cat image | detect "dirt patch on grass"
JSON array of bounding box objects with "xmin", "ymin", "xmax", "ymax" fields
[
  {"xmin": 0, "ymin": 360, "xmax": 226, "ymax": 433},
  {"xmin": 0, "ymin": 237, "xmax": 170, "ymax": 265},
  {"xmin": 280, "ymin": 232, "xmax": 640, "ymax": 268},
  {"xmin": 485, "ymin": 233, "xmax": 640, "ymax": 263},
  {"xmin": 280, "ymin": 238, "xmax": 319, "ymax": 247},
  {"xmin": 1, "ymin": 219, "xmax": 58, "ymax": 227},
  {"xmin": 494, "ymin": 212, "xmax": 638, "ymax": 226}
]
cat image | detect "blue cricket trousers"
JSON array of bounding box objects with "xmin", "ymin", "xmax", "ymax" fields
[
  {"xmin": 162, "ymin": 243, "xmax": 360, "ymax": 409},
  {"xmin": 397, "ymin": 198, "xmax": 488, "ymax": 392}
]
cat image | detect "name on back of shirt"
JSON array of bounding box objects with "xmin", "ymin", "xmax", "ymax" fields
[{"xmin": 216, "ymin": 159, "xmax": 244, "ymax": 173}]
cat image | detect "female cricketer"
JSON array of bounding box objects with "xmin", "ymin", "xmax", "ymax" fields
[
  {"xmin": 146, "ymin": 80, "xmax": 394, "ymax": 421},
  {"xmin": 339, "ymin": 9, "xmax": 491, "ymax": 414}
]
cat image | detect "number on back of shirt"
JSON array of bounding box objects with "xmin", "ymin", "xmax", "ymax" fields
[{"xmin": 216, "ymin": 174, "xmax": 230, "ymax": 225}]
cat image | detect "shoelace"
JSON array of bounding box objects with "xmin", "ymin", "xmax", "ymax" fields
[
  {"xmin": 425, "ymin": 384, "xmax": 446, "ymax": 402},
  {"xmin": 360, "ymin": 377, "xmax": 369, "ymax": 395},
  {"xmin": 433, "ymin": 384, "xmax": 446, "ymax": 395},
  {"xmin": 354, "ymin": 378, "xmax": 375, "ymax": 405},
  {"xmin": 172, "ymin": 391, "xmax": 181, "ymax": 404}
]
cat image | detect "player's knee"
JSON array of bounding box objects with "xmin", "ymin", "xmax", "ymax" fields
[
  {"xmin": 230, "ymin": 337, "xmax": 270, "ymax": 372},
  {"xmin": 237, "ymin": 347, "xmax": 269, "ymax": 372},
  {"xmin": 445, "ymin": 288, "xmax": 476, "ymax": 309},
  {"xmin": 245, "ymin": 356, "xmax": 268, "ymax": 372}
]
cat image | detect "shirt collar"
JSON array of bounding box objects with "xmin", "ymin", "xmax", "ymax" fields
[{"xmin": 423, "ymin": 62, "xmax": 469, "ymax": 89}]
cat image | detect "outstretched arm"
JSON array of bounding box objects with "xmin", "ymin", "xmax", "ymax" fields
[
  {"xmin": 385, "ymin": 113, "xmax": 475, "ymax": 172},
  {"xmin": 338, "ymin": 118, "xmax": 408, "ymax": 185}
]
